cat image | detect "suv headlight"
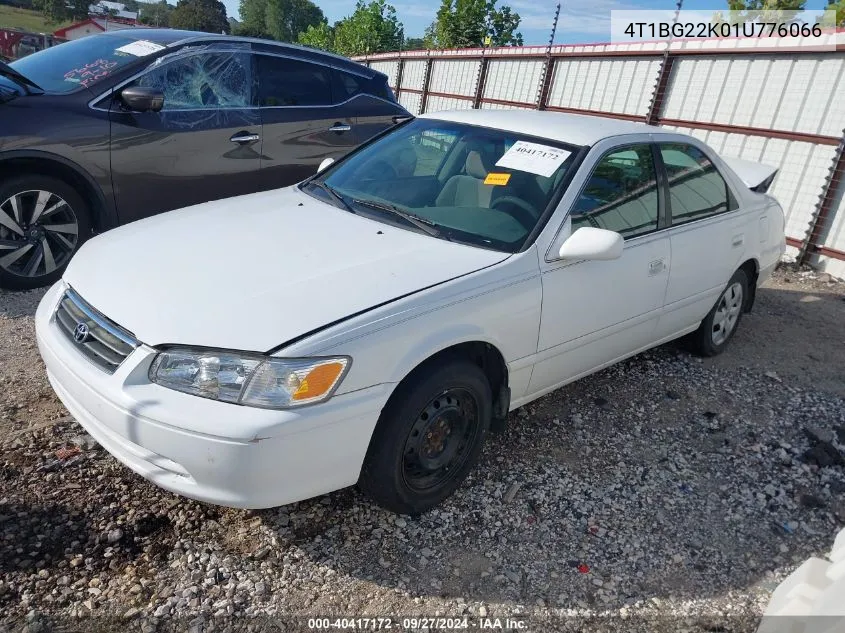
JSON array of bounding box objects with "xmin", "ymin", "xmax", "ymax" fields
[{"xmin": 149, "ymin": 347, "xmax": 350, "ymax": 409}]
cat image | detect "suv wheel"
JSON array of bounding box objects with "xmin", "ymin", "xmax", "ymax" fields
[{"xmin": 0, "ymin": 175, "xmax": 91, "ymax": 291}]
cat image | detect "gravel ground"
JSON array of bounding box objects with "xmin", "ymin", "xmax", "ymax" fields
[{"xmin": 1, "ymin": 265, "xmax": 844, "ymax": 633}]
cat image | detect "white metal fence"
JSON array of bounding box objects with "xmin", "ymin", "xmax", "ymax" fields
[{"xmin": 356, "ymin": 33, "xmax": 845, "ymax": 278}]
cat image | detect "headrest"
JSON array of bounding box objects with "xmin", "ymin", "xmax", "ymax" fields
[{"xmin": 465, "ymin": 151, "xmax": 488, "ymax": 179}]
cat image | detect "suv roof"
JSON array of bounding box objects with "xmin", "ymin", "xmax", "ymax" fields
[{"xmin": 99, "ymin": 29, "xmax": 383, "ymax": 79}]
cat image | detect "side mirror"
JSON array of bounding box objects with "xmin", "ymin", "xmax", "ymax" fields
[
  {"xmin": 317, "ymin": 157, "xmax": 335, "ymax": 173},
  {"xmin": 120, "ymin": 86, "xmax": 164, "ymax": 112},
  {"xmin": 558, "ymin": 227, "xmax": 624, "ymax": 261}
]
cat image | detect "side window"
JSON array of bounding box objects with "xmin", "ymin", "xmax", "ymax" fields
[
  {"xmin": 333, "ymin": 70, "xmax": 365, "ymax": 101},
  {"xmin": 570, "ymin": 145, "xmax": 659, "ymax": 239},
  {"xmin": 257, "ymin": 55, "xmax": 331, "ymax": 106},
  {"xmin": 659, "ymin": 143, "xmax": 732, "ymax": 225},
  {"xmin": 136, "ymin": 52, "xmax": 251, "ymax": 110}
]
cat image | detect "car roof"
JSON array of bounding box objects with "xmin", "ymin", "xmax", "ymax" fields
[
  {"xmin": 97, "ymin": 30, "xmax": 380, "ymax": 78},
  {"xmin": 420, "ymin": 109, "xmax": 673, "ymax": 146}
]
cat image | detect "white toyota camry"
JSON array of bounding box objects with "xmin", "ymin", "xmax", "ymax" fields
[{"xmin": 35, "ymin": 110, "xmax": 786, "ymax": 514}]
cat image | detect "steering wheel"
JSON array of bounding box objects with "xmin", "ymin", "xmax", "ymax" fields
[{"xmin": 491, "ymin": 196, "xmax": 538, "ymax": 231}]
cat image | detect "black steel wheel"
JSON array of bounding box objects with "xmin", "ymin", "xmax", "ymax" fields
[
  {"xmin": 359, "ymin": 358, "xmax": 492, "ymax": 515},
  {"xmin": 0, "ymin": 175, "xmax": 91, "ymax": 290}
]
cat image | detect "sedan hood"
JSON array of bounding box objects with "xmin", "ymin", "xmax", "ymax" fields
[{"xmin": 64, "ymin": 187, "xmax": 508, "ymax": 351}]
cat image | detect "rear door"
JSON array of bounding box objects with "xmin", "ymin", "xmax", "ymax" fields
[
  {"xmin": 656, "ymin": 142, "xmax": 754, "ymax": 337},
  {"xmin": 109, "ymin": 48, "xmax": 263, "ymax": 224},
  {"xmin": 255, "ymin": 54, "xmax": 358, "ymax": 189},
  {"xmin": 332, "ymin": 69, "xmax": 409, "ymax": 144}
]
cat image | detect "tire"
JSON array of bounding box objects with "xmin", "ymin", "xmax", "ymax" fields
[
  {"xmin": 0, "ymin": 175, "xmax": 92, "ymax": 291},
  {"xmin": 358, "ymin": 358, "xmax": 492, "ymax": 515},
  {"xmin": 687, "ymin": 268, "xmax": 749, "ymax": 357}
]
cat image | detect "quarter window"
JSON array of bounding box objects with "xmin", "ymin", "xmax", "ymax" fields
[
  {"xmin": 570, "ymin": 145, "xmax": 659, "ymax": 239},
  {"xmin": 660, "ymin": 143, "xmax": 732, "ymax": 225},
  {"xmin": 256, "ymin": 55, "xmax": 332, "ymax": 106},
  {"xmin": 136, "ymin": 52, "xmax": 252, "ymax": 110}
]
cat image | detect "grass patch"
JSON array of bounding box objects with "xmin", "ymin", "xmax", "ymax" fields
[{"xmin": 0, "ymin": 5, "xmax": 70, "ymax": 33}]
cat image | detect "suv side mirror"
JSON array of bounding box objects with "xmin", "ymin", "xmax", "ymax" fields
[
  {"xmin": 120, "ymin": 86, "xmax": 164, "ymax": 113},
  {"xmin": 317, "ymin": 157, "xmax": 335, "ymax": 172},
  {"xmin": 558, "ymin": 227, "xmax": 624, "ymax": 261}
]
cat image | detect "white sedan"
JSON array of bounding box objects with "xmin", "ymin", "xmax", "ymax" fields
[{"xmin": 35, "ymin": 110, "xmax": 786, "ymax": 514}]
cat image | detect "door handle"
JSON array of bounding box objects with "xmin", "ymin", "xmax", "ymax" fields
[
  {"xmin": 328, "ymin": 123, "xmax": 352, "ymax": 133},
  {"xmin": 230, "ymin": 132, "xmax": 260, "ymax": 144},
  {"xmin": 732, "ymin": 234, "xmax": 745, "ymax": 247},
  {"xmin": 648, "ymin": 259, "xmax": 665, "ymax": 275}
]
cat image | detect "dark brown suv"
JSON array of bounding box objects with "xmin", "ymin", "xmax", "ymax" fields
[{"xmin": 0, "ymin": 30, "xmax": 410, "ymax": 289}]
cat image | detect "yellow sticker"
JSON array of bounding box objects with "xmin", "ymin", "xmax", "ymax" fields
[{"xmin": 484, "ymin": 172, "xmax": 511, "ymax": 186}]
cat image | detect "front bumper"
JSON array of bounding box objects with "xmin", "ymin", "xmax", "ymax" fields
[{"xmin": 35, "ymin": 282, "xmax": 392, "ymax": 509}]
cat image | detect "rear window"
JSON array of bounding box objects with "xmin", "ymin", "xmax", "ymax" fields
[{"xmin": 332, "ymin": 70, "xmax": 395, "ymax": 103}]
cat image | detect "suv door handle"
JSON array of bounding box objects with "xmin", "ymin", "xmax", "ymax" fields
[
  {"xmin": 648, "ymin": 259, "xmax": 666, "ymax": 275},
  {"xmin": 230, "ymin": 132, "xmax": 260, "ymax": 144},
  {"xmin": 328, "ymin": 123, "xmax": 351, "ymax": 133}
]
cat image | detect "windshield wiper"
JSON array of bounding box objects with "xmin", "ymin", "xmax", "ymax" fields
[
  {"xmin": 0, "ymin": 61, "xmax": 43, "ymax": 94},
  {"xmin": 350, "ymin": 198, "xmax": 442, "ymax": 238},
  {"xmin": 308, "ymin": 180, "xmax": 353, "ymax": 213}
]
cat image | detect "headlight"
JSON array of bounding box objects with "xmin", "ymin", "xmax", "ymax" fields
[{"xmin": 149, "ymin": 348, "xmax": 350, "ymax": 409}]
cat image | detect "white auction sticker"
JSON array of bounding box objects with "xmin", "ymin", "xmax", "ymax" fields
[
  {"xmin": 495, "ymin": 141, "xmax": 571, "ymax": 178},
  {"xmin": 115, "ymin": 40, "xmax": 166, "ymax": 57}
]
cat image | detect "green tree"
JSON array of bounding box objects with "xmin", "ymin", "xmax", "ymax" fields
[
  {"xmin": 726, "ymin": 0, "xmax": 806, "ymax": 23},
  {"xmin": 169, "ymin": 0, "xmax": 230, "ymax": 33},
  {"xmin": 332, "ymin": 0, "xmax": 403, "ymax": 56},
  {"xmin": 821, "ymin": 0, "xmax": 844, "ymax": 25},
  {"xmin": 69, "ymin": 0, "xmax": 93, "ymax": 20},
  {"xmin": 34, "ymin": 0, "xmax": 70, "ymax": 24},
  {"xmin": 425, "ymin": 0, "xmax": 522, "ymax": 48},
  {"xmin": 139, "ymin": 0, "xmax": 174, "ymax": 26},
  {"xmin": 298, "ymin": 21, "xmax": 334, "ymax": 50},
  {"xmin": 237, "ymin": 0, "xmax": 323, "ymax": 41},
  {"xmin": 265, "ymin": 0, "xmax": 323, "ymax": 41},
  {"xmin": 403, "ymin": 36, "xmax": 426, "ymax": 50}
]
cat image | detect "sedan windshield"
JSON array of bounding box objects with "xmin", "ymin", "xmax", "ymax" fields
[
  {"xmin": 311, "ymin": 119, "xmax": 581, "ymax": 252},
  {"xmin": 10, "ymin": 35, "xmax": 163, "ymax": 94}
]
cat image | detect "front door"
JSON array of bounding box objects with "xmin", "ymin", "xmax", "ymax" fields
[
  {"xmin": 528, "ymin": 143, "xmax": 671, "ymax": 395},
  {"xmin": 109, "ymin": 50, "xmax": 263, "ymax": 224},
  {"xmin": 255, "ymin": 54, "xmax": 359, "ymax": 190}
]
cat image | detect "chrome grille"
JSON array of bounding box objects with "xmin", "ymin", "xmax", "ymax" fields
[{"xmin": 54, "ymin": 288, "xmax": 139, "ymax": 373}]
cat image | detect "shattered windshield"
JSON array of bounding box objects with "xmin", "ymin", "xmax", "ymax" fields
[
  {"xmin": 135, "ymin": 51, "xmax": 252, "ymax": 110},
  {"xmin": 9, "ymin": 35, "xmax": 165, "ymax": 94}
]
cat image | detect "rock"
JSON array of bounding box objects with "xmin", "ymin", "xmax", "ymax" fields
[
  {"xmin": 804, "ymin": 425, "xmax": 834, "ymax": 444},
  {"xmin": 106, "ymin": 529, "xmax": 124, "ymax": 544},
  {"xmin": 503, "ymin": 482, "xmax": 522, "ymax": 504},
  {"xmin": 802, "ymin": 442, "xmax": 844, "ymax": 468},
  {"xmin": 478, "ymin": 605, "xmax": 488, "ymax": 617},
  {"xmin": 799, "ymin": 493, "xmax": 826, "ymax": 509},
  {"xmin": 394, "ymin": 518, "xmax": 407, "ymax": 528},
  {"xmin": 765, "ymin": 371, "xmax": 782, "ymax": 382},
  {"xmin": 123, "ymin": 607, "xmax": 140, "ymax": 619}
]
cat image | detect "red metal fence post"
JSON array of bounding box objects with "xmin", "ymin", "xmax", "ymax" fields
[
  {"xmin": 394, "ymin": 57, "xmax": 405, "ymax": 101},
  {"xmin": 419, "ymin": 54, "xmax": 434, "ymax": 115},
  {"xmin": 473, "ymin": 54, "xmax": 489, "ymax": 110},
  {"xmin": 646, "ymin": 53, "xmax": 676, "ymax": 125},
  {"xmin": 800, "ymin": 130, "xmax": 845, "ymax": 265}
]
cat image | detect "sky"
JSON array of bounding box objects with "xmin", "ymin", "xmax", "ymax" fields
[{"xmin": 220, "ymin": 0, "xmax": 833, "ymax": 45}]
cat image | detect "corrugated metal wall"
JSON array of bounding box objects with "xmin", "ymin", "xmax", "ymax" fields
[{"xmin": 357, "ymin": 34, "xmax": 845, "ymax": 276}]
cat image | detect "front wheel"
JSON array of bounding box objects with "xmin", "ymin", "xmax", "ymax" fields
[
  {"xmin": 0, "ymin": 175, "xmax": 91, "ymax": 291},
  {"xmin": 358, "ymin": 359, "xmax": 492, "ymax": 515},
  {"xmin": 687, "ymin": 268, "xmax": 749, "ymax": 357}
]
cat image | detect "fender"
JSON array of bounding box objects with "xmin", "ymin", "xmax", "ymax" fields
[{"xmin": 0, "ymin": 149, "xmax": 117, "ymax": 231}]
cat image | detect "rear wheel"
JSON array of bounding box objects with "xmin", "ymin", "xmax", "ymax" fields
[
  {"xmin": 0, "ymin": 175, "xmax": 91, "ymax": 290},
  {"xmin": 687, "ymin": 268, "xmax": 749, "ymax": 357},
  {"xmin": 358, "ymin": 359, "xmax": 492, "ymax": 515}
]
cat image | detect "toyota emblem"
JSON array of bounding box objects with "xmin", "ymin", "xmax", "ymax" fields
[{"xmin": 73, "ymin": 322, "xmax": 90, "ymax": 343}]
